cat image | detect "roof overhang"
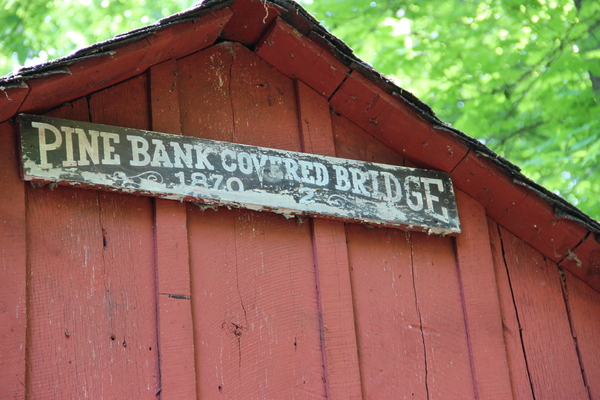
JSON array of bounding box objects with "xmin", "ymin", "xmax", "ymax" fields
[{"xmin": 1, "ymin": 0, "xmax": 599, "ymax": 289}]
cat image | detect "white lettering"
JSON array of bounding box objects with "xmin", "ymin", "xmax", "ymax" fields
[
  {"xmin": 61, "ymin": 126, "xmax": 77, "ymax": 167},
  {"xmin": 226, "ymin": 177, "xmax": 244, "ymax": 191},
  {"xmin": 299, "ymin": 187, "xmax": 315, "ymax": 204},
  {"xmin": 381, "ymin": 171, "xmax": 402, "ymax": 203},
  {"xmin": 100, "ymin": 132, "xmax": 120, "ymax": 165},
  {"xmin": 193, "ymin": 146, "xmax": 214, "ymax": 170},
  {"xmin": 333, "ymin": 165, "xmax": 351, "ymax": 191},
  {"xmin": 299, "ymin": 160, "xmax": 315, "ymax": 184},
  {"xmin": 284, "ymin": 158, "xmax": 301, "ymax": 182},
  {"xmin": 314, "ymin": 162, "xmax": 329, "ymax": 186},
  {"xmin": 33, "ymin": 122, "xmax": 62, "ymax": 169},
  {"xmin": 421, "ymin": 177, "xmax": 449, "ymax": 223},
  {"xmin": 191, "ymin": 172, "xmax": 207, "ymax": 186},
  {"xmin": 251, "ymin": 154, "xmax": 269, "ymax": 182},
  {"xmin": 77, "ymin": 129, "xmax": 100, "ymax": 166},
  {"xmin": 238, "ymin": 152, "xmax": 253, "ymax": 175},
  {"xmin": 368, "ymin": 170, "xmax": 382, "ymax": 199},
  {"xmin": 211, "ymin": 174, "xmax": 223, "ymax": 189},
  {"xmin": 127, "ymin": 135, "xmax": 150, "ymax": 166},
  {"xmin": 150, "ymin": 139, "xmax": 173, "ymax": 167},
  {"xmin": 405, "ymin": 176, "xmax": 423, "ymax": 211},
  {"xmin": 349, "ymin": 167, "xmax": 370, "ymax": 196},
  {"xmin": 171, "ymin": 142, "xmax": 194, "ymax": 168},
  {"xmin": 221, "ymin": 149, "xmax": 237, "ymax": 172},
  {"xmin": 175, "ymin": 171, "xmax": 185, "ymax": 185}
]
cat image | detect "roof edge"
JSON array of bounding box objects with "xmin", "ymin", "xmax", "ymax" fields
[{"xmin": 0, "ymin": 0, "xmax": 598, "ymax": 240}]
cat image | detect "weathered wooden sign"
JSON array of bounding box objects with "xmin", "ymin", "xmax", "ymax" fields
[{"xmin": 19, "ymin": 114, "xmax": 460, "ymax": 234}]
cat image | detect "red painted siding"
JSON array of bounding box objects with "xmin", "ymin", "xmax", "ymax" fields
[
  {"xmin": 150, "ymin": 59, "xmax": 198, "ymax": 398},
  {"xmin": 1, "ymin": 37, "xmax": 600, "ymax": 400},
  {"xmin": 0, "ymin": 120, "xmax": 27, "ymax": 399},
  {"xmin": 25, "ymin": 80, "xmax": 160, "ymax": 398}
]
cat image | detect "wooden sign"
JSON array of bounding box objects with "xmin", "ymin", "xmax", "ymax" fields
[{"xmin": 19, "ymin": 114, "xmax": 460, "ymax": 234}]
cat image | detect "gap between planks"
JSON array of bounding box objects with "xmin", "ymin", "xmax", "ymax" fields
[{"xmin": 296, "ymin": 80, "xmax": 363, "ymax": 400}]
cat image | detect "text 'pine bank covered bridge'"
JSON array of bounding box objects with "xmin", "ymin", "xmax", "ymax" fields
[
  {"xmin": 1, "ymin": 0, "xmax": 599, "ymax": 399},
  {"xmin": 21, "ymin": 114, "xmax": 458, "ymax": 233}
]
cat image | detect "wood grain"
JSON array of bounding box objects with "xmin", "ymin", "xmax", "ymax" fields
[
  {"xmin": 26, "ymin": 182, "xmax": 111, "ymax": 398},
  {"xmin": 329, "ymin": 71, "xmax": 467, "ymax": 172},
  {"xmin": 0, "ymin": 120, "xmax": 27, "ymax": 399},
  {"xmin": 411, "ymin": 232, "xmax": 476, "ymax": 399},
  {"xmin": 230, "ymin": 42, "xmax": 301, "ymax": 151},
  {"xmin": 453, "ymin": 190, "xmax": 513, "ymax": 399},
  {"xmin": 150, "ymin": 59, "xmax": 182, "ymax": 135},
  {"xmin": 488, "ymin": 218, "xmax": 535, "ymax": 400},
  {"xmin": 178, "ymin": 44, "xmax": 235, "ymax": 142},
  {"xmin": 179, "ymin": 41, "xmax": 301, "ymax": 151},
  {"xmin": 19, "ymin": 9, "xmax": 231, "ymax": 116},
  {"xmin": 187, "ymin": 206, "xmax": 326, "ymax": 399},
  {"xmin": 560, "ymin": 233, "xmax": 600, "ymax": 294},
  {"xmin": 346, "ymin": 224, "xmax": 426, "ymax": 399},
  {"xmin": 221, "ymin": 0, "xmax": 282, "ymax": 45},
  {"xmin": 450, "ymin": 151, "xmax": 528, "ymax": 221},
  {"xmin": 25, "ymin": 99, "xmax": 95, "ymax": 398},
  {"xmin": 297, "ymin": 81, "xmax": 362, "ymax": 399},
  {"xmin": 89, "ymin": 75, "xmax": 160, "ymax": 397},
  {"xmin": 499, "ymin": 226, "xmax": 589, "ymax": 399},
  {"xmin": 181, "ymin": 44, "xmax": 325, "ymax": 398},
  {"xmin": 150, "ymin": 59, "xmax": 197, "ymax": 399},
  {"xmin": 25, "ymin": 77, "xmax": 160, "ymax": 398},
  {"xmin": 497, "ymin": 193, "xmax": 587, "ymax": 264},
  {"xmin": 255, "ymin": 18, "xmax": 350, "ymax": 98},
  {"xmin": 0, "ymin": 84, "xmax": 29, "ymax": 123},
  {"xmin": 331, "ymin": 113, "xmax": 405, "ymax": 166},
  {"xmin": 297, "ymin": 81, "xmax": 336, "ymax": 157},
  {"xmin": 563, "ymin": 270, "xmax": 600, "ymax": 399}
]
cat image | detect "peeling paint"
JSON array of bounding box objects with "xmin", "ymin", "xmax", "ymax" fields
[{"xmin": 19, "ymin": 114, "xmax": 461, "ymax": 234}]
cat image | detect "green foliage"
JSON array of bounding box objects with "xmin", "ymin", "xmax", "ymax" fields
[
  {"xmin": 0, "ymin": 0, "xmax": 196, "ymax": 75},
  {"xmin": 1, "ymin": 0, "xmax": 598, "ymax": 219},
  {"xmin": 301, "ymin": 0, "xmax": 600, "ymax": 220}
]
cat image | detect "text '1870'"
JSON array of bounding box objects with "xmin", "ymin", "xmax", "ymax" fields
[{"xmin": 19, "ymin": 114, "xmax": 460, "ymax": 234}]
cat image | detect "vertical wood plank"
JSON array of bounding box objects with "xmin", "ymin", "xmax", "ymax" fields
[
  {"xmin": 411, "ymin": 232, "xmax": 476, "ymax": 399},
  {"xmin": 454, "ymin": 190, "xmax": 513, "ymax": 399},
  {"xmin": 187, "ymin": 206, "xmax": 327, "ymax": 399},
  {"xmin": 88, "ymin": 75, "xmax": 160, "ymax": 397},
  {"xmin": 178, "ymin": 42, "xmax": 301, "ymax": 151},
  {"xmin": 98, "ymin": 189, "xmax": 160, "ymax": 394},
  {"xmin": 23, "ymin": 79, "xmax": 159, "ymax": 398},
  {"xmin": 180, "ymin": 44, "xmax": 325, "ymax": 398},
  {"xmin": 231, "ymin": 42, "xmax": 301, "ymax": 151},
  {"xmin": 150, "ymin": 59, "xmax": 197, "ymax": 398},
  {"xmin": 178, "ymin": 44, "xmax": 235, "ymax": 142},
  {"xmin": 89, "ymin": 75, "xmax": 160, "ymax": 396},
  {"xmin": 331, "ymin": 113, "xmax": 405, "ymax": 166},
  {"xmin": 151, "ymin": 59, "xmax": 182, "ymax": 135},
  {"xmin": 296, "ymin": 81, "xmax": 362, "ymax": 399},
  {"xmin": 25, "ymin": 99, "xmax": 103, "ymax": 399},
  {"xmin": 488, "ymin": 218, "xmax": 535, "ymax": 400},
  {"xmin": 563, "ymin": 270, "xmax": 600, "ymax": 400},
  {"xmin": 0, "ymin": 120, "xmax": 27, "ymax": 399},
  {"xmin": 25, "ymin": 181, "xmax": 108, "ymax": 398},
  {"xmin": 499, "ymin": 226, "xmax": 589, "ymax": 399},
  {"xmin": 346, "ymin": 225, "xmax": 426, "ymax": 399},
  {"xmin": 297, "ymin": 81, "xmax": 337, "ymax": 157},
  {"xmin": 311, "ymin": 219, "xmax": 362, "ymax": 399}
]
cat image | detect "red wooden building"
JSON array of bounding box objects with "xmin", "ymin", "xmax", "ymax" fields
[{"xmin": 1, "ymin": 0, "xmax": 599, "ymax": 398}]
